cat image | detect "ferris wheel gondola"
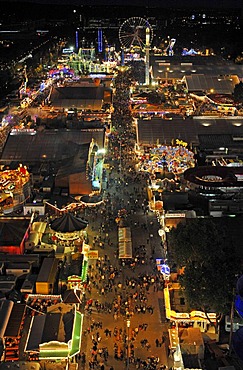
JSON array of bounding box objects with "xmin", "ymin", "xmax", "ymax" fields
[{"xmin": 119, "ymin": 17, "xmax": 153, "ymax": 51}]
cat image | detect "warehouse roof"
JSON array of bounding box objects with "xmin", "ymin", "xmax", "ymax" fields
[
  {"xmin": 151, "ymin": 55, "xmax": 243, "ymax": 80},
  {"xmin": 1, "ymin": 128, "xmax": 105, "ymax": 164},
  {"xmin": 49, "ymin": 85, "xmax": 111, "ymax": 110},
  {"xmin": 184, "ymin": 74, "xmax": 234, "ymax": 93},
  {"xmin": 136, "ymin": 117, "xmax": 243, "ymax": 149}
]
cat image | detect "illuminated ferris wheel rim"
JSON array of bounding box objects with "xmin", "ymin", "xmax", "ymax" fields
[{"xmin": 119, "ymin": 17, "xmax": 153, "ymax": 51}]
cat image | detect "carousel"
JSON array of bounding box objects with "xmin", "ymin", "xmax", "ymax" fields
[
  {"xmin": 50, "ymin": 212, "xmax": 89, "ymax": 286},
  {"xmin": 0, "ymin": 164, "xmax": 30, "ymax": 212},
  {"xmin": 137, "ymin": 144, "xmax": 195, "ymax": 176},
  {"xmin": 50, "ymin": 212, "xmax": 88, "ymax": 242},
  {"xmin": 138, "ymin": 144, "xmax": 195, "ymax": 213}
]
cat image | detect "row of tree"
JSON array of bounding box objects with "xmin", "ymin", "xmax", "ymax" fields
[{"xmin": 168, "ymin": 218, "xmax": 242, "ymax": 320}]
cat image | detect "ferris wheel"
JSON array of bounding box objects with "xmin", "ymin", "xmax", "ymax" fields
[{"xmin": 119, "ymin": 17, "xmax": 153, "ymax": 51}]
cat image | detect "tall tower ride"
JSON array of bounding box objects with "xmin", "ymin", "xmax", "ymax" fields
[{"xmin": 145, "ymin": 25, "xmax": 150, "ymax": 85}]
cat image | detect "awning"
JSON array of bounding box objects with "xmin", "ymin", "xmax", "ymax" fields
[
  {"xmin": 118, "ymin": 227, "xmax": 132, "ymax": 259},
  {"xmin": 118, "ymin": 240, "xmax": 133, "ymax": 259}
]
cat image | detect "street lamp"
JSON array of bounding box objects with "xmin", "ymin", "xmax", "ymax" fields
[
  {"xmin": 126, "ymin": 319, "xmax": 131, "ymax": 370},
  {"xmin": 119, "ymin": 141, "xmax": 122, "ymax": 172},
  {"xmin": 165, "ymin": 67, "xmax": 170, "ymax": 85}
]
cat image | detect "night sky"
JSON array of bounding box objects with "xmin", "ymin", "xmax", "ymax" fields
[{"xmin": 1, "ymin": 0, "xmax": 242, "ymax": 8}]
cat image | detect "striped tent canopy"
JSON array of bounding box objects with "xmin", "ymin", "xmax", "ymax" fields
[{"xmin": 50, "ymin": 213, "xmax": 88, "ymax": 233}]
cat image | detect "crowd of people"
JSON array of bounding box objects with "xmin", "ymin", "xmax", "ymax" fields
[
  {"xmin": 78, "ymin": 69, "xmax": 170, "ymax": 370},
  {"xmin": 79, "ymin": 170, "xmax": 169, "ymax": 369}
]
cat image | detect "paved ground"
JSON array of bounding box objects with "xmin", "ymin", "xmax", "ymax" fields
[{"xmin": 75, "ymin": 160, "xmax": 172, "ymax": 370}]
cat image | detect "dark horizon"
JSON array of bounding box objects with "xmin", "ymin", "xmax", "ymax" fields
[{"xmin": 0, "ymin": 0, "xmax": 242, "ymax": 8}]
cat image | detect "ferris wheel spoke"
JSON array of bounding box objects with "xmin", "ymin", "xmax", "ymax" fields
[
  {"xmin": 120, "ymin": 36, "xmax": 133, "ymax": 47},
  {"xmin": 122, "ymin": 32, "xmax": 137, "ymax": 38},
  {"xmin": 138, "ymin": 18, "xmax": 144, "ymax": 27}
]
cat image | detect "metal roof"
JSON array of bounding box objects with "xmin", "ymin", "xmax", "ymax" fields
[
  {"xmin": 62, "ymin": 289, "xmax": 82, "ymax": 304},
  {"xmin": 1, "ymin": 129, "xmax": 105, "ymax": 164},
  {"xmin": 151, "ymin": 55, "xmax": 243, "ymax": 80},
  {"xmin": 42, "ymin": 313, "xmax": 61, "ymax": 343},
  {"xmin": 36, "ymin": 257, "xmax": 58, "ymax": 283},
  {"xmin": 0, "ymin": 219, "xmax": 30, "ymax": 247},
  {"xmin": 0, "ymin": 300, "xmax": 14, "ymax": 338},
  {"xmin": 55, "ymin": 143, "xmax": 90, "ymax": 178},
  {"xmin": 136, "ymin": 117, "xmax": 243, "ymax": 148},
  {"xmin": 198, "ymin": 133, "xmax": 243, "ymax": 149},
  {"xmin": 25, "ymin": 315, "xmax": 46, "ymax": 351},
  {"xmin": 4, "ymin": 303, "xmax": 26, "ymax": 338},
  {"xmin": 51, "ymin": 86, "xmax": 104, "ymax": 100},
  {"xmin": 184, "ymin": 74, "xmax": 234, "ymax": 93},
  {"xmin": 50, "ymin": 86, "xmax": 111, "ymax": 110}
]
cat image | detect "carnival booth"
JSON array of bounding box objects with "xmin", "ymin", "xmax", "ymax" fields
[
  {"xmin": 25, "ymin": 303, "xmax": 83, "ymax": 361},
  {"xmin": 1, "ymin": 301, "xmax": 26, "ymax": 361}
]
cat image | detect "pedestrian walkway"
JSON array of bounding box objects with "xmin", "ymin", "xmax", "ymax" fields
[{"xmin": 76, "ymin": 156, "xmax": 171, "ymax": 370}]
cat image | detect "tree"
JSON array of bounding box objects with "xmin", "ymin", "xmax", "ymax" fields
[
  {"xmin": 129, "ymin": 61, "xmax": 145, "ymax": 84},
  {"xmin": 147, "ymin": 92, "xmax": 162, "ymax": 105},
  {"xmin": 168, "ymin": 218, "xmax": 240, "ymax": 315}
]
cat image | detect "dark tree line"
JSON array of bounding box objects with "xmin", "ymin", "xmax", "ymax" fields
[{"xmin": 168, "ymin": 218, "xmax": 242, "ymax": 317}]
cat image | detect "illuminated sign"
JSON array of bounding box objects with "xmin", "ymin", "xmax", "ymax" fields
[
  {"xmin": 160, "ymin": 264, "xmax": 170, "ymax": 275},
  {"xmin": 176, "ymin": 139, "xmax": 188, "ymax": 147},
  {"xmin": 89, "ymin": 74, "xmax": 107, "ymax": 78},
  {"xmin": 165, "ymin": 213, "xmax": 186, "ymax": 218},
  {"xmin": 62, "ymin": 48, "xmax": 74, "ymax": 54},
  {"xmin": 67, "ymin": 275, "xmax": 82, "ymax": 283},
  {"xmin": 10, "ymin": 128, "xmax": 36, "ymax": 135},
  {"xmin": 87, "ymin": 250, "xmax": 99, "ymax": 259},
  {"xmin": 158, "ymin": 62, "xmax": 171, "ymax": 66},
  {"xmin": 235, "ymin": 174, "xmax": 243, "ymax": 181}
]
